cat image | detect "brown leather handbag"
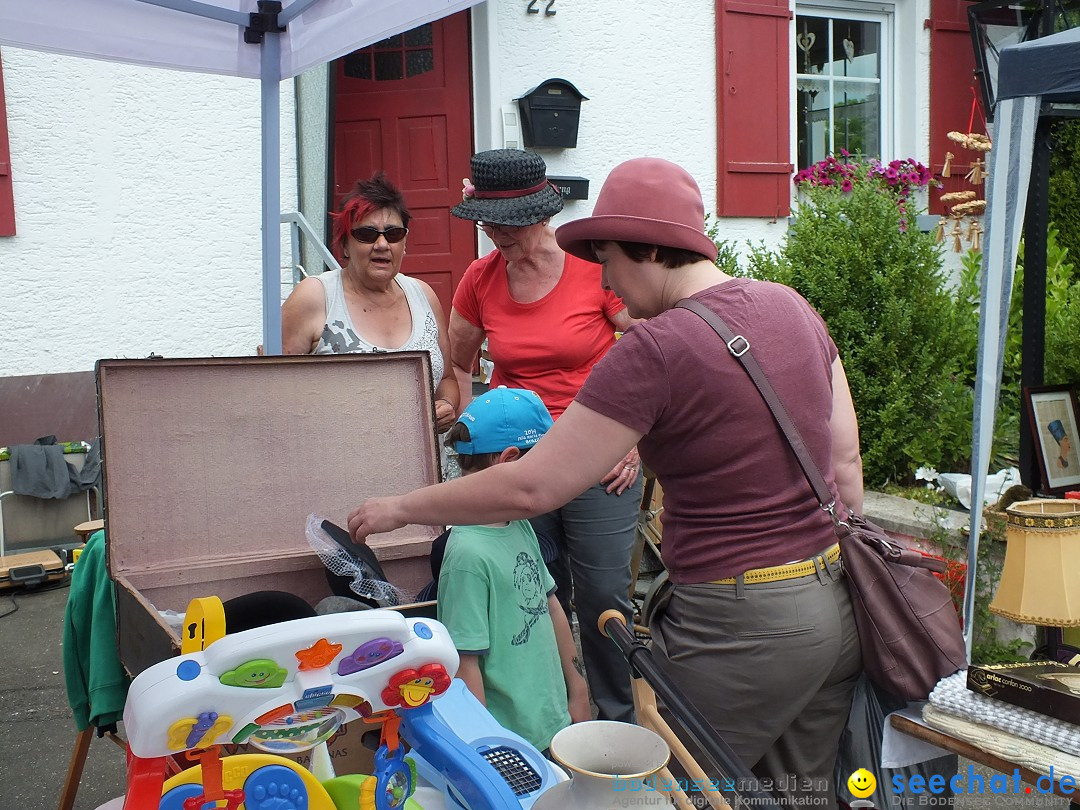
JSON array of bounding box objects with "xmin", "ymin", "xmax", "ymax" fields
[{"xmin": 677, "ymin": 298, "xmax": 967, "ymax": 701}]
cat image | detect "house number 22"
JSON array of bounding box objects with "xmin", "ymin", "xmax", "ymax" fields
[{"xmin": 527, "ymin": 0, "xmax": 556, "ymax": 16}]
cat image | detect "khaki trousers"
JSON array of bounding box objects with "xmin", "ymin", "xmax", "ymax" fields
[{"xmin": 650, "ymin": 557, "xmax": 862, "ymax": 809}]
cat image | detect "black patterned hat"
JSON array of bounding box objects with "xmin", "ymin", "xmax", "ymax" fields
[{"xmin": 451, "ymin": 149, "xmax": 564, "ymax": 227}]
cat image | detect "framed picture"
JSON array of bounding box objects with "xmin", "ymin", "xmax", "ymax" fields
[{"xmin": 1024, "ymin": 385, "xmax": 1080, "ymax": 494}]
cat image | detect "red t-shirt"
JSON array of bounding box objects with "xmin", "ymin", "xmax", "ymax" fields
[
  {"xmin": 453, "ymin": 251, "xmax": 625, "ymax": 418},
  {"xmin": 576, "ymin": 278, "xmax": 842, "ymax": 584}
]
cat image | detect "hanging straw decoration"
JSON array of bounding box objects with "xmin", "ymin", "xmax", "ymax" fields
[
  {"xmin": 951, "ymin": 218, "xmax": 964, "ymax": 253},
  {"xmin": 934, "ymin": 217, "xmax": 947, "ymax": 243},
  {"xmin": 947, "ymin": 131, "xmax": 992, "ymax": 152},
  {"xmin": 966, "ymin": 158, "xmax": 986, "ymax": 185},
  {"xmin": 936, "ymin": 99, "xmax": 991, "ymax": 251},
  {"xmin": 941, "ymin": 190, "xmax": 976, "ymax": 208},
  {"xmin": 952, "ymin": 199, "xmax": 987, "ymax": 217}
]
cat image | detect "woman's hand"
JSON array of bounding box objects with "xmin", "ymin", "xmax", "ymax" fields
[
  {"xmin": 348, "ymin": 497, "xmax": 406, "ymax": 543},
  {"xmin": 601, "ymin": 447, "xmax": 641, "ymax": 495},
  {"xmin": 434, "ymin": 398, "xmax": 457, "ymax": 432}
]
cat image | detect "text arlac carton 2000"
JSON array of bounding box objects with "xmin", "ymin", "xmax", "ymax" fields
[
  {"xmin": 967, "ymin": 660, "xmax": 1080, "ymax": 725},
  {"xmin": 98, "ymin": 354, "xmax": 442, "ymax": 677}
]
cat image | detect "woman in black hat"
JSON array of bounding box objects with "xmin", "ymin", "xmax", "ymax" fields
[{"xmin": 447, "ymin": 149, "xmax": 640, "ymax": 723}]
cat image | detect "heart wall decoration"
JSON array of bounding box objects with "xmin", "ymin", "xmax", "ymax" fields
[{"xmin": 843, "ymin": 37, "xmax": 856, "ymax": 63}]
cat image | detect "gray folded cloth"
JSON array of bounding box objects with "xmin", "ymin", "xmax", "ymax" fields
[
  {"xmin": 315, "ymin": 595, "xmax": 372, "ymax": 615},
  {"xmin": 8, "ymin": 436, "xmax": 101, "ymax": 500},
  {"xmin": 10, "ymin": 441, "xmax": 71, "ymax": 499}
]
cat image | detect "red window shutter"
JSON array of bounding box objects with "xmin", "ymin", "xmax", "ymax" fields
[
  {"xmin": 928, "ymin": 0, "xmax": 981, "ymax": 216},
  {"xmin": 0, "ymin": 52, "xmax": 14, "ymax": 236},
  {"xmin": 716, "ymin": 0, "xmax": 793, "ymax": 218}
]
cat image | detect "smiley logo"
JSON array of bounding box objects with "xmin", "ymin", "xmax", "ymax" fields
[{"xmin": 847, "ymin": 768, "xmax": 876, "ymax": 798}]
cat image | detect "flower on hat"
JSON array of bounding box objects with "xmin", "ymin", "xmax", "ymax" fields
[{"xmin": 461, "ymin": 178, "xmax": 475, "ymax": 200}]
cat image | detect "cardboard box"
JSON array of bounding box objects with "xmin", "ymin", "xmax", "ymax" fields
[
  {"xmin": 967, "ymin": 660, "xmax": 1080, "ymax": 725},
  {"xmin": 98, "ymin": 354, "xmax": 442, "ymax": 677}
]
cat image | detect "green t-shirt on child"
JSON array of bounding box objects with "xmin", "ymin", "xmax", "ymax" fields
[{"xmin": 437, "ymin": 519, "xmax": 570, "ymax": 750}]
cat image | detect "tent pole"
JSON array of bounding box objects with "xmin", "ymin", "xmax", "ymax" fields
[
  {"xmin": 279, "ymin": 0, "xmax": 324, "ymax": 26},
  {"xmin": 261, "ymin": 28, "xmax": 284, "ymax": 356},
  {"xmin": 1019, "ymin": 116, "xmax": 1052, "ymax": 490},
  {"xmin": 134, "ymin": 0, "xmax": 247, "ymax": 27},
  {"xmin": 963, "ymin": 95, "xmax": 1041, "ymax": 658}
]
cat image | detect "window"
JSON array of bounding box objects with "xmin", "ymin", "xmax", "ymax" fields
[
  {"xmin": 0, "ymin": 52, "xmax": 14, "ymax": 237},
  {"xmin": 794, "ymin": 9, "xmax": 890, "ymax": 169},
  {"xmin": 343, "ymin": 24, "xmax": 434, "ymax": 81}
]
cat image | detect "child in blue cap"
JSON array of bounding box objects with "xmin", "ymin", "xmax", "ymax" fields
[{"xmin": 438, "ymin": 386, "xmax": 590, "ymax": 751}]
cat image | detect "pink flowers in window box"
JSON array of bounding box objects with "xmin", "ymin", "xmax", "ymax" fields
[
  {"xmin": 793, "ymin": 154, "xmax": 939, "ymax": 232},
  {"xmin": 795, "ymin": 154, "xmax": 937, "ymax": 197}
]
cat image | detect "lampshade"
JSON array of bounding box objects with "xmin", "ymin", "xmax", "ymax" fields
[{"xmin": 990, "ymin": 499, "xmax": 1080, "ymax": 626}]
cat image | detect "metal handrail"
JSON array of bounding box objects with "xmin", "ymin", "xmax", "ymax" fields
[{"xmin": 280, "ymin": 210, "xmax": 341, "ymax": 292}]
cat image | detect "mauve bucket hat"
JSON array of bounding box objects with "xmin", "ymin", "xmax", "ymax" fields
[
  {"xmin": 555, "ymin": 157, "xmax": 718, "ymax": 263},
  {"xmin": 451, "ymin": 149, "xmax": 564, "ymax": 227}
]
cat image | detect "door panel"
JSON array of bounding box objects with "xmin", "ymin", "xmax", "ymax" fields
[{"xmin": 333, "ymin": 12, "xmax": 474, "ymax": 317}]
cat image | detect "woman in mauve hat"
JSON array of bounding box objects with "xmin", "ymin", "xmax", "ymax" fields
[
  {"xmin": 446, "ymin": 148, "xmax": 641, "ymax": 724},
  {"xmin": 349, "ymin": 157, "xmax": 864, "ymax": 808}
]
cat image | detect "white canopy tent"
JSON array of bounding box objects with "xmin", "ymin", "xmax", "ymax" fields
[
  {"xmin": 964, "ymin": 26, "xmax": 1080, "ymax": 653},
  {"xmin": 0, "ymin": 0, "xmax": 482, "ymax": 354}
]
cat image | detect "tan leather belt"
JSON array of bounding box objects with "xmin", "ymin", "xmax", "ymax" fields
[{"xmin": 711, "ymin": 543, "xmax": 841, "ymax": 585}]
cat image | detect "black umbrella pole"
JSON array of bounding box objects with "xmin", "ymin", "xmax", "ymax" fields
[{"xmin": 599, "ymin": 610, "xmax": 784, "ymax": 810}]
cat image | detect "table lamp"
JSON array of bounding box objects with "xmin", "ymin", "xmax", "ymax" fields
[{"xmin": 990, "ymin": 499, "xmax": 1080, "ymax": 664}]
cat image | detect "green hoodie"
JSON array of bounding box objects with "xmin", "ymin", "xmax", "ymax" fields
[{"xmin": 62, "ymin": 530, "xmax": 129, "ymax": 730}]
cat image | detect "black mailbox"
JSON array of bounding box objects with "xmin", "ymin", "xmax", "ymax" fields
[{"xmin": 516, "ymin": 79, "xmax": 588, "ymax": 149}]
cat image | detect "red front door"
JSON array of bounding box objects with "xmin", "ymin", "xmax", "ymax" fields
[{"xmin": 333, "ymin": 13, "xmax": 475, "ymax": 316}]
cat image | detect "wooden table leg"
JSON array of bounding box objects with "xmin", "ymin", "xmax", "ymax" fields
[{"xmin": 58, "ymin": 727, "xmax": 93, "ymax": 810}]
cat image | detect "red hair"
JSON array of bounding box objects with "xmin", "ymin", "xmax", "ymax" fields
[{"xmin": 331, "ymin": 171, "xmax": 411, "ymax": 257}]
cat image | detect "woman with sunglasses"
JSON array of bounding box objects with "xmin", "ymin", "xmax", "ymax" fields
[
  {"xmin": 446, "ymin": 149, "xmax": 640, "ymax": 724},
  {"xmin": 281, "ymin": 172, "xmax": 458, "ymax": 432}
]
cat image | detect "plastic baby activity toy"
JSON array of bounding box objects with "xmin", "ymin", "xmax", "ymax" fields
[{"xmin": 121, "ymin": 597, "xmax": 563, "ymax": 810}]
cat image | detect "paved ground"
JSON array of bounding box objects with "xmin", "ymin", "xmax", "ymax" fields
[{"xmin": 0, "ymin": 581, "xmax": 127, "ymax": 810}]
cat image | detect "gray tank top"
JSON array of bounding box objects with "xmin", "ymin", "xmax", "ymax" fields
[{"xmin": 313, "ymin": 270, "xmax": 444, "ymax": 390}]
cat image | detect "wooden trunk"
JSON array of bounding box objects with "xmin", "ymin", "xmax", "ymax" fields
[{"xmin": 98, "ymin": 354, "xmax": 441, "ymax": 676}]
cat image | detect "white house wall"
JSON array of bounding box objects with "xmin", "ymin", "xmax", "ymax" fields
[
  {"xmin": 471, "ymin": 0, "xmax": 932, "ymax": 252},
  {"xmin": 1, "ymin": 0, "xmax": 941, "ymax": 379},
  {"xmin": 470, "ymin": 0, "xmax": 741, "ymax": 234},
  {"xmin": 0, "ymin": 48, "xmax": 297, "ymax": 378}
]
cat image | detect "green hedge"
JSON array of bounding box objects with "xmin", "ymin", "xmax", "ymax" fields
[{"xmin": 733, "ymin": 181, "xmax": 965, "ymax": 485}]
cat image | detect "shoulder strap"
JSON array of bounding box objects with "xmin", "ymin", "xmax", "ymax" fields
[{"xmin": 675, "ymin": 298, "xmax": 836, "ymax": 511}]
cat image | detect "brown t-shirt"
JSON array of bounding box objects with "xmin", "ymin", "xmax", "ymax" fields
[{"xmin": 576, "ymin": 278, "xmax": 842, "ymax": 584}]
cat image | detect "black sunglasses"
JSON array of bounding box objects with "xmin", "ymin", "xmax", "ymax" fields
[{"xmin": 351, "ymin": 225, "xmax": 408, "ymax": 244}]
